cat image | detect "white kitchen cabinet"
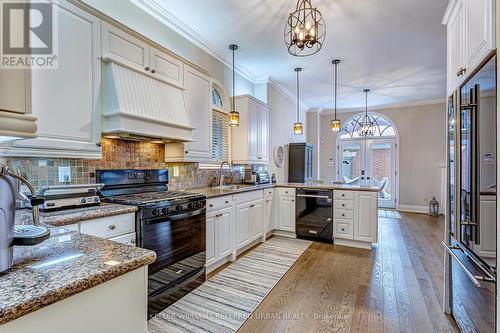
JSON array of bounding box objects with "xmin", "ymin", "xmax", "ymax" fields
[
  {"xmin": 206, "ymin": 211, "xmax": 217, "ymax": 267},
  {"xmin": 165, "ymin": 65, "xmax": 212, "ymax": 162},
  {"xmin": 354, "ymin": 191, "xmax": 378, "ymax": 243},
  {"xmin": 443, "ymin": 0, "xmax": 495, "ymax": 94},
  {"xmin": 102, "ymin": 22, "xmax": 183, "ymax": 88},
  {"xmin": 278, "ymin": 196, "xmax": 296, "ymax": 233},
  {"xmin": 235, "ymin": 202, "xmax": 252, "ymax": 249},
  {"xmin": 206, "ymin": 197, "xmax": 234, "ymax": 269},
  {"xmin": 249, "ymin": 200, "xmax": 264, "ymax": 241},
  {"xmin": 473, "ymin": 195, "xmax": 496, "ymax": 258},
  {"xmin": 80, "ymin": 213, "xmax": 135, "ymax": 239},
  {"xmin": 464, "ymin": 0, "xmax": 494, "ymax": 75},
  {"xmin": 109, "ymin": 232, "xmax": 137, "ymax": 246},
  {"xmin": 263, "ymin": 189, "xmax": 275, "ymax": 234},
  {"xmin": 231, "ymin": 95, "xmax": 269, "ymax": 164},
  {"xmin": 0, "ymin": 1, "xmax": 102, "ymax": 159},
  {"xmin": 0, "ymin": 70, "xmax": 29, "ymax": 114}
]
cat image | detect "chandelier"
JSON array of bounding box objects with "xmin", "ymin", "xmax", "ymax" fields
[
  {"xmin": 284, "ymin": 0, "xmax": 326, "ymax": 57},
  {"xmin": 358, "ymin": 89, "xmax": 375, "ymax": 137}
]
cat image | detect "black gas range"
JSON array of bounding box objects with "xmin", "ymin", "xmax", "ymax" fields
[{"xmin": 97, "ymin": 169, "xmax": 206, "ymax": 318}]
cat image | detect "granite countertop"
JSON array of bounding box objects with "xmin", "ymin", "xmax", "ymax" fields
[
  {"xmin": 191, "ymin": 182, "xmax": 380, "ymax": 199},
  {"xmin": 0, "ymin": 228, "xmax": 156, "ymax": 325},
  {"xmin": 15, "ymin": 203, "xmax": 138, "ymax": 227}
]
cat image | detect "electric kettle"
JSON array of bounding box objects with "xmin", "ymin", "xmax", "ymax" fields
[{"xmin": 0, "ymin": 164, "xmax": 49, "ymax": 272}]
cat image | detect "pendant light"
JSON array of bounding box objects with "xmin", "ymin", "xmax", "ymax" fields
[
  {"xmin": 228, "ymin": 44, "xmax": 240, "ymax": 127},
  {"xmin": 358, "ymin": 89, "xmax": 375, "ymax": 137},
  {"xmin": 294, "ymin": 68, "xmax": 303, "ymax": 135},
  {"xmin": 284, "ymin": 0, "xmax": 326, "ymax": 57},
  {"xmin": 330, "ymin": 59, "xmax": 341, "ymax": 132}
]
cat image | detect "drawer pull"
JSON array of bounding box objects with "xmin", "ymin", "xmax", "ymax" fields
[
  {"xmin": 209, "ymin": 204, "xmax": 214, "ymax": 207},
  {"xmin": 250, "ymin": 204, "xmax": 255, "ymax": 208},
  {"xmin": 342, "ymin": 204, "xmax": 345, "ymax": 207},
  {"xmin": 341, "ymin": 213, "xmax": 345, "ymax": 217},
  {"xmin": 108, "ymin": 224, "xmax": 116, "ymax": 230},
  {"xmin": 342, "ymin": 194, "xmax": 345, "ymax": 197},
  {"xmin": 130, "ymin": 239, "xmax": 136, "ymax": 245}
]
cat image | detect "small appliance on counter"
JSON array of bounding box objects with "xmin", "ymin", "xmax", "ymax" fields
[
  {"xmin": 243, "ymin": 165, "xmax": 257, "ymax": 184},
  {"xmin": 33, "ymin": 183, "xmax": 104, "ymax": 211},
  {"xmin": 256, "ymin": 170, "xmax": 270, "ymax": 185},
  {"xmin": 0, "ymin": 164, "xmax": 49, "ymax": 273}
]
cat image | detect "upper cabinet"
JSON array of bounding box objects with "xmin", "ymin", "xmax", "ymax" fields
[
  {"xmin": 165, "ymin": 65, "xmax": 213, "ymax": 162},
  {"xmin": 232, "ymin": 95, "xmax": 269, "ymax": 164},
  {"xmin": 0, "ymin": 1, "xmax": 102, "ymax": 159},
  {"xmin": 101, "ymin": 22, "xmax": 184, "ymax": 88},
  {"xmin": 443, "ymin": 0, "xmax": 495, "ymax": 95}
]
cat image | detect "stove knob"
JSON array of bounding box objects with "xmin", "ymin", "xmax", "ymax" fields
[
  {"xmin": 176, "ymin": 205, "xmax": 182, "ymax": 212},
  {"xmin": 188, "ymin": 203, "xmax": 194, "ymax": 210},
  {"xmin": 152, "ymin": 209, "xmax": 159, "ymax": 216},
  {"xmin": 162, "ymin": 207, "xmax": 167, "ymax": 215}
]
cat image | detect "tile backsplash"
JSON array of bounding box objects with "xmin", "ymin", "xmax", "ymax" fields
[{"xmin": 0, "ymin": 138, "xmax": 244, "ymax": 190}]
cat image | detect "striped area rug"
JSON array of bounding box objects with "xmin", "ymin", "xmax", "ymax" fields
[{"xmin": 148, "ymin": 237, "xmax": 312, "ymax": 333}]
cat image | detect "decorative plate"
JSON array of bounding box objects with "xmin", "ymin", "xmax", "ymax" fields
[{"xmin": 273, "ymin": 145, "xmax": 285, "ymax": 168}]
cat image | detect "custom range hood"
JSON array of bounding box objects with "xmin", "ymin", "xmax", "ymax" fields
[
  {"xmin": 0, "ymin": 110, "xmax": 37, "ymax": 142},
  {"xmin": 102, "ymin": 62, "xmax": 194, "ymax": 142}
]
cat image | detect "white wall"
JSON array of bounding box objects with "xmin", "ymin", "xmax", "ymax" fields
[
  {"xmin": 267, "ymin": 84, "xmax": 307, "ymax": 183},
  {"xmin": 80, "ymin": 0, "xmax": 254, "ymax": 97},
  {"xmin": 316, "ymin": 102, "xmax": 446, "ymax": 208}
]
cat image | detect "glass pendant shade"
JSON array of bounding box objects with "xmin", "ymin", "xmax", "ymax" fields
[
  {"xmin": 228, "ymin": 111, "xmax": 240, "ymax": 127},
  {"xmin": 294, "ymin": 122, "xmax": 303, "ymax": 135},
  {"xmin": 229, "ymin": 44, "xmax": 240, "ymax": 127},
  {"xmin": 330, "ymin": 119, "xmax": 341, "ymax": 132}
]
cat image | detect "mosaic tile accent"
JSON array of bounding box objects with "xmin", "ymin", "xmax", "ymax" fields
[{"xmin": 0, "ymin": 138, "xmax": 245, "ymax": 190}]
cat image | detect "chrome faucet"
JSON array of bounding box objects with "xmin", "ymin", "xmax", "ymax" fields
[{"xmin": 219, "ymin": 160, "xmax": 232, "ymax": 187}]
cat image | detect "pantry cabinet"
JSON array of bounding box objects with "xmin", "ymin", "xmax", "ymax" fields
[
  {"xmin": 231, "ymin": 95, "xmax": 269, "ymax": 164},
  {"xmin": 0, "ymin": 0, "xmax": 102, "ymax": 159},
  {"xmin": 101, "ymin": 22, "xmax": 183, "ymax": 88},
  {"xmin": 443, "ymin": 0, "xmax": 495, "ymax": 94}
]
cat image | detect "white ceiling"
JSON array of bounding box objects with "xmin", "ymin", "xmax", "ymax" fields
[{"xmin": 134, "ymin": 0, "xmax": 449, "ymax": 110}]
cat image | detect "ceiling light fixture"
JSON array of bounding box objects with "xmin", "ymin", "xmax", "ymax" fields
[
  {"xmin": 330, "ymin": 59, "xmax": 341, "ymax": 132},
  {"xmin": 358, "ymin": 89, "xmax": 375, "ymax": 137},
  {"xmin": 284, "ymin": 0, "xmax": 326, "ymax": 57},
  {"xmin": 294, "ymin": 67, "xmax": 303, "ymax": 135},
  {"xmin": 228, "ymin": 44, "xmax": 240, "ymax": 127}
]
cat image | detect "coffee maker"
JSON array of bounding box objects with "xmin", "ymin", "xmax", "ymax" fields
[{"xmin": 0, "ymin": 164, "xmax": 49, "ymax": 272}]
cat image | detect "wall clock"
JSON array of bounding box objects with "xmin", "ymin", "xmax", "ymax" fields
[{"xmin": 273, "ymin": 145, "xmax": 285, "ymax": 168}]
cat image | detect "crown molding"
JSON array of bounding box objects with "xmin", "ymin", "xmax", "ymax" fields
[
  {"xmin": 267, "ymin": 77, "xmax": 309, "ymax": 110},
  {"xmin": 319, "ymin": 98, "xmax": 446, "ymax": 115},
  {"xmin": 132, "ymin": 0, "xmax": 258, "ymax": 84}
]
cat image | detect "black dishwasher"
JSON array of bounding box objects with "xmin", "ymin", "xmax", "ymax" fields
[{"xmin": 295, "ymin": 188, "xmax": 333, "ymax": 242}]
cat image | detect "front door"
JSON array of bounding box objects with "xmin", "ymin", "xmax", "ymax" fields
[{"xmin": 338, "ymin": 138, "xmax": 397, "ymax": 208}]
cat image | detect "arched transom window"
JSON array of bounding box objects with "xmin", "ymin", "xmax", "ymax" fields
[
  {"xmin": 212, "ymin": 86, "xmax": 224, "ymax": 108},
  {"xmin": 339, "ymin": 113, "xmax": 396, "ymax": 139}
]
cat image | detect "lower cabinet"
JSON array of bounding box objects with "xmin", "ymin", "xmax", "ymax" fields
[
  {"xmin": 333, "ymin": 190, "xmax": 378, "ymax": 246},
  {"xmin": 276, "ymin": 188, "xmax": 296, "ymax": 233},
  {"xmin": 206, "ymin": 206, "xmax": 233, "ymax": 267},
  {"xmin": 263, "ymin": 194, "xmax": 275, "ymax": 234},
  {"xmin": 235, "ymin": 198, "xmax": 263, "ymax": 249}
]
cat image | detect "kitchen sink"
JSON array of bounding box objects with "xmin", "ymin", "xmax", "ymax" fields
[{"xmin": 211, "ymin": 184, "xmax": 249, "ymax": 190}]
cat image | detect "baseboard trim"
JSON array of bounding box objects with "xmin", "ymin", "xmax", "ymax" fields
[{"xmin": 398, "ymin": 205, "xmax": 429, "ymax": 214}]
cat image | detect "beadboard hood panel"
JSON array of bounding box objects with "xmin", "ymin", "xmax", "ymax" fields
[
  {"xmin": 102, "ymin": 62, "xmax": 194, "ymax": 142},
  {"xmin": 0, "ymin": 111, "xmax": 37, "ymax": 141}
]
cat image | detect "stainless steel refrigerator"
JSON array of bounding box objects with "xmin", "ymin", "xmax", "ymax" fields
[{"xmin": 445, "ymin": 54, "xmax": 497, "ymax": 332}]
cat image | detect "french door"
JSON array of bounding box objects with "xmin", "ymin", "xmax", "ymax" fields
[{"xmin": 337, "ymin": 138, "xmax": 398, "ymax": 208}]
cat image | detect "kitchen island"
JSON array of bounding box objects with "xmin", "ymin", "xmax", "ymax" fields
[{"xmin": 0, "ymin": 228, "xmax": 155, "ymax": 333}]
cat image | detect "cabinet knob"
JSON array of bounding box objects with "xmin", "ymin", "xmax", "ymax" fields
[
  {"xmin": 108, "ymin": 224, "xmax": 116, "ymax": 230},
  {"xmin": 225, "ymin": 201, "xmax": 229, "ymax": 204},
  {"xmin": 130, "ymin": 239, "xmax": 136, "ymax": 244},
  {"xmin": 341, "ymin": 213, "xmax": 345, "ymax": 217},
  {"xmin": 456, "ymin": 67, "xmax": 466, "ymax": 77},
  {"xmin": 342, "ymin": 194, "xmax": 345, "ymax": 197},
  {"xmin": 250, "ymin": 204, "xmax": 255, "ymax": 208},
  {"xmin": 342, "ymin": 204, "xmax": 345, "ymax": 207},
  {"xmin": 145, "ymin": 66, "xmax": 150, "ymax": 71},
  {"xmin": 209, "ymin": 204, "xmax": 213, "ymax": 207},
  {"xmin": 151, "ymin": 69, "xmax": 156, "ymax": 73}
]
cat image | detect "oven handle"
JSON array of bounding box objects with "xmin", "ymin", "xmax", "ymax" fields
[
  {"xmin": 145, "ymin": 208, "xmax": 206, "ymax": 225},
  {"xmin": 442, "ymin": 242, "xmax": 495, "ymax": 287},
  {"xmin": 297, "ymin": 194, "xmax": 332, "ymax": 199}
]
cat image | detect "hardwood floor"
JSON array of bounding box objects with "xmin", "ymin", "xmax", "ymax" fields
[{"xmin": 238, "ymin": 211, "xmax": 460, "ymax": 333}]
